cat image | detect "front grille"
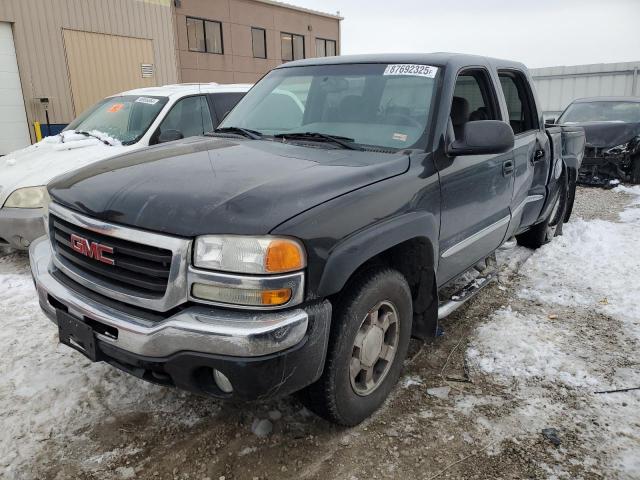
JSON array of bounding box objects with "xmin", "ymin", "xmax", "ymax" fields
[{"xmin": 50, "ymin": 214, "xmax": 173, "ymax": 298}]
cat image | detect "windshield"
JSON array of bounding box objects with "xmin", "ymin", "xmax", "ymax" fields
[
  {"xmin": 220, "ymin": 63, "xmax": 438, "ymax": 149},
  {"xmin": 559, "ymin": 101, "xmax": 640, "ymax": 124},
  {"xmin": 65, "ymin": 95, "xmax": 169, "ymax": 145}
]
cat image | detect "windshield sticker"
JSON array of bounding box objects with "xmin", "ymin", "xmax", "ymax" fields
[
  {"xmin": 383, "ymin": 64, "xmax": 438, "ymax": 78},
  {"xmin": 135, "ymin": 96, "xmax": 159, "ymax": 105},
  {"xmin": 392, "ymin": 133, "xmax": 408, "ymax": 142},
  {"xmin": 107, "ymin": 103, "xmax": 124, "ymax": 113}
]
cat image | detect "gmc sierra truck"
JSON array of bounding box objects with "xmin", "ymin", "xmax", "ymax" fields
[{"xmin": 29, "ymin": 54, "xmax": 585, "ymax": 426}]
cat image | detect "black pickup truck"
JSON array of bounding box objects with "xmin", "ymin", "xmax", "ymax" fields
[{"xmin": 30, "ymin": 54, "xmax": 585, "ymax": 425}]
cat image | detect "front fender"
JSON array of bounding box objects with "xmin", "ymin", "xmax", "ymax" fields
[{"xmin": 317, "ymin": 211, "xmax": 439, "ymax": 298}]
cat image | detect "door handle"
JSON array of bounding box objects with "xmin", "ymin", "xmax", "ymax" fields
[
  {"xmin": 533, "ymin": 149, "xmax": 545, "ymax": 162},
  {"xmin": 503, "ymin": 160, "xmax": 514, "ymax": 176}
]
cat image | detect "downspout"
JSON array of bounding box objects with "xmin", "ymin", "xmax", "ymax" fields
[
  {"xmin": 338, "ymin": 14, "xmax": 342, "ymax": 55},
  {"xmin": 171, "ymin": 0, "xmax": 182, "ymax": 83}
]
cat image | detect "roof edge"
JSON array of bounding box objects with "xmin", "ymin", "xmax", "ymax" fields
[{"xmin": 250, "ymin": 0, "xmax": 343, "ymax": 20}]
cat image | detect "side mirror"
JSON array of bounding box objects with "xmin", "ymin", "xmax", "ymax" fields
[
  {"xmin": 448, "ymin": 120, "xmax": 514, "ymax": 156},
  {"xmin": 157, "ymin": 129, "xmax": 184, "ymax": 143},
  {"xmin": 544, "ymin": 117, "xmax": 557, "ymax": 126}
]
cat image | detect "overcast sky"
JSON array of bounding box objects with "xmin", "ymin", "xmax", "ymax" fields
[{"xmin": 294, "ymin": 0, "xmax": 640, "ymax": 68}]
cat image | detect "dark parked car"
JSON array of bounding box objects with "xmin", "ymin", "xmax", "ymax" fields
[
  {"xmin": 553, "ymin": 97, "xmax": 640, "ymax": 186},
  {"xmin": 30, "ymin": 53, "xmax": 585, "ymax": 425}
]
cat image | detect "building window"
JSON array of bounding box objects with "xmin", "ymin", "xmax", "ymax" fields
[
  {"xmin": 187, "ymin": 17, "xmax": 223, "ymax": 54},
  {"xmin": 315, "ymin": 38, "xmax": 336, "ymax": 57},
  {"xmin": 281, "ymin": 32, "xmax": 304, "ymax": 61},
  {"xmin": 252, "ymin": 27, "xmax": 267, "ymax": 59},
  {"xmin": 186, "ymin": 17, "xmax": 205, "ymax": 52}
]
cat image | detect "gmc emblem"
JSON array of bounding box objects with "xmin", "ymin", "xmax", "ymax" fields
[{"xmin": 70, "ymin": 234, "xmax": 115, "ymax": 265}]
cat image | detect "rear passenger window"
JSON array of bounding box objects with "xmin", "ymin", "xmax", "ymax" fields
[
  {"xmin": 211, "ymin": 92, "xmax": 246, "ymax": 124},
  {"xmin": 498, "ymin": 71, "xmax": 539, "ymax": 134},
  {"xmin": 450, "ymin": 70, "xmax": 500, "ymax": 139}
]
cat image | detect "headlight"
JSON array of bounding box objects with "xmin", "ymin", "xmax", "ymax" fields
[
  {"xmin": 605, "ymin": 142, "xmax": 630, "ymax": 156},
  {"xmin": 605, "ymin": 136, "xmax": 640, "ymax": 156},
  {"xmin": 194, "ymin": 235, "xmax": 306, "ymax": 274},
  {"xmin": 3, "ymin": 186, "xmax": 50, "ymax": 209}
]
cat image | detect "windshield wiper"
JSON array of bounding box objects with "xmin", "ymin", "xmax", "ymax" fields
[
  {"xmin": 210, "ymin": 126, "xmax": 263, "ymax": 140},
  {"xmin": 75, "ymin": 130, "xmax": 116, "ymax": 146},
  {"xmin": 273, "ymin": 132, "xmax": 362, "ymax": 151}
]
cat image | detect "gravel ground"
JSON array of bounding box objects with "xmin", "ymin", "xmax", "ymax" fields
[
  {"xmin": 571, "ymin": 186, "xmax": 632, "ymax": 221},
  {"xmin": 1, "ymin": 185, "xmax": 639, "ymax": 480}
]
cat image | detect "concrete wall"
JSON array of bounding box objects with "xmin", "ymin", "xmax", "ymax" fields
[
  {"xmin": 174, "ymin": 0, "xmax": 341, "ymax": 84},
  {"xmin": 0, "ymin": 0, "xmax": 179, "ymax": 141},
  {"xmin": 531, "ymin": 61, "xmax": 640, "ymax": 117}
]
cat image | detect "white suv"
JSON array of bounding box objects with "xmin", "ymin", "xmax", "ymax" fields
[{"xmin": 0, "ymin": 83, "xmax": 251, "ymax": 249}]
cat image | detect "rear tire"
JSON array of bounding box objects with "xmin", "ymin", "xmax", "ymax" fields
[
  {"xmin": 631, "ymin": 158, "xmax": 640, "ymax": 184},
  {"xmin": 300, "ymin": 268, "xmax": 412, "ymax": 426},
  {"xmin": 563, "ymin": 179, "xmax": 577, "ymax": 223},
  {"xmin": 516, "ymin": 168, "xmax": 568, "ymax": 249}
]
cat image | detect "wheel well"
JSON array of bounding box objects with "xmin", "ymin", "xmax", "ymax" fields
[{"xmin": 335, "ymin": 237, "xmax": 438, "ymax": 339}]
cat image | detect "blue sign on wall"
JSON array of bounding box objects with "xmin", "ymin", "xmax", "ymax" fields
[{"xmin": 41, "ymin": 124, "xmax": 67, "ymax": 137}]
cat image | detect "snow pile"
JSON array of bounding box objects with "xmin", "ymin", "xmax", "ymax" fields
[
  {"xmin": 465, "ymin": 186, "xmax": 640, "ymax": 479},
  {"xmin": 517, "ymin": 218, "xmax": 640, "ymax": 329},
  {"xmin": 41, "ymin": 130, "xmax": 121, "ymax": 150},
  {"xmin": 467, "ymin": 307, "xmax": 599, "ymax": 388},
  {"xmin": 87, "ymin": 130, "xmax": 122, "ymax": 146},
  {"xmin": 614, "ymin": 184, "xmax": 640, "ymax": 223}
]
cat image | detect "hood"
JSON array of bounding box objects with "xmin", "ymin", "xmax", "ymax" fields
[
  {"xmin": 564, "ymin": 121, "xmax": 640, "ymax": 148},
  {"xmin": 49, "ymin": 136, "xmax": 410, "ymax": 237},
  {"xmin": 0, "ymin": 132, "xmax": 135, "ymax": 206}
]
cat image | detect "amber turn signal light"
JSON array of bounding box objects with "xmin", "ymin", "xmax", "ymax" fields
[
  {"xmin": 261, "ymin": 288, "xmax": 292, "ymax": 305},
  {"xmin": 265, "ymin": 239, "xmax": 305, "ymax": 273}
]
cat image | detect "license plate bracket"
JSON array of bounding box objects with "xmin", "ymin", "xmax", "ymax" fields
[{"xmin": 57, "ymin": 310, "xmax": 99, "ymax": 361}]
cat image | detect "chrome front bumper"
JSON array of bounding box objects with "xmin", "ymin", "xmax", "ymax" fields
[
  {"xmin": 29, "ymin": 237, "xmax": 309, "ymax": 358},
  {"xmin": 0, "ymin": 207, "xmax": 46, "ymax": 249}
]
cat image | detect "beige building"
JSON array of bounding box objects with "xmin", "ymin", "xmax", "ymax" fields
[
  {"xmin": 0, "ymin": 0, "xmax": 341, "ymax": 154},
  {"xmin": 174, "ymin": 0, "xmax": 341, "ymax": 84}
]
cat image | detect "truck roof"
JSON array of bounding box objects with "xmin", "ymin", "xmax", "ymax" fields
[
  {"xmin": 278, "ymin": 52, "xmax": 528, "ymax": 71},
  {"xmin": 116, "ymin": 83, "xmax": 252, "ymax": 99},
  {"xmin": 571, "ymin": 96, "xmax": 640, "ymax": 103}
]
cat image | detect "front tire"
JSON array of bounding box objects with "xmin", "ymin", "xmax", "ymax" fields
[
  {"xmin": 300, "ymin": 268, "xmax": 413, "ymax": 426},
  {"xmin": 516, "ymin": 168, "xmax": 568, "ymax": 249}
]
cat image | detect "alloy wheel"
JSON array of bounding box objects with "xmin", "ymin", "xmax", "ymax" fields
[{"xmin": 350, "ymin": 300, "xmax": 400, "ymax": 396}]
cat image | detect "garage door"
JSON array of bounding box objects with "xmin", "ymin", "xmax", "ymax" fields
[
  {"xmin": 63, "ymin": 30, "xmax": 155, "ymax": 115},
  {"xmin": 0, "ymin": 22, "xmax": 31, "ymax": 155}
]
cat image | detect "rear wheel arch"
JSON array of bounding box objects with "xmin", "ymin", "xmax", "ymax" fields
[{"xmin": 517, "ymin": 162, "xmax": 569, "ymax": 249}]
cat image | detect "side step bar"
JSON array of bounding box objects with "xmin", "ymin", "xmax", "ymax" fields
[{"xmin": 437, "ymin": 269, "xmax": 497, "ymax": 320}]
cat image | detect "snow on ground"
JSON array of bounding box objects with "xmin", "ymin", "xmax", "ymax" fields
[
  {"xmin": 1, "ymin": 186, "xmax": 639, "ymax": 479},
  {"xmin": 466, "ymin": 187, "xmax": 640, "ymax": 479},
  {"xmin": 0, "ymin": 251, "xmax": 207, "ymax": 478}
]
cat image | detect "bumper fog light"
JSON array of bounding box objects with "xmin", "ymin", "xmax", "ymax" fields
[
  {"xmin": 192, "ymin": 283, "xmax": 292, "ymax": 306},
  {"xmin": 213, "ymin": 369, "xmax": 233, "ymax": 393}
]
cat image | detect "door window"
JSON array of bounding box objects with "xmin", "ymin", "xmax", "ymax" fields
[
  {"xmin": 498, "ymin": 71, "xmax": 539, "ymax": 134},
  {"xmin": 210, "ymin": 92, "xmax": 246, "ymax": 123},
  {"xmin": 451, "ymin": 70, "xmax": 500, "ymax": 139},
  {"xmin": 156, "ymin": 96, "xmax": 213, "ymax": 141}
]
